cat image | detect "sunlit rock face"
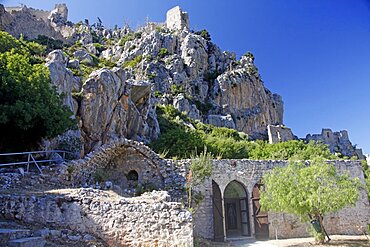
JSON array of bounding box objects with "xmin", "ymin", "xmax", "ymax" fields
[{"xmin": 39, "ymin": 3, "xmax": 285, "ymax": 153}]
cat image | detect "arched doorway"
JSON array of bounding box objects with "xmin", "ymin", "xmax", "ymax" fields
[
  {"xmin": 212, "ymin": 180, "xmax": 224, "ymax": 241},
  {"xmin": 224, "ymin": 180, "xmax": 251, "ymax": 238},
  {"xmin": 252, "ymin": 182, "xmax": 269, "ymax": 239}
]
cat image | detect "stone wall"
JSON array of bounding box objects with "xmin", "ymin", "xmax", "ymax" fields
[
  {"xmin": 0, "ymin": 4, "xmax": 69, "ymax": 40},
  {"xmin": 191, "ymin": 159, "xmax": 369, "ymax": 240},
  {"xmin": 67, "ymin": 138, "xmax": 187, "ymax": 200},
  {"xmin": 306, "ymin": 129, "xmax": 364, "ymax": 158},
  {"xmin": 61, "ymin": 140, "xmax": 369, "ymax": 242},
  {"xmin": 267, "ymin": 124, "xmax": 295, "ymax": 144},
  {"xmin": 166, "ymin": 6, "xmax": 189, "ymax": 31},
  {"xmin": 0, "ymin": 189, "xmax": 193, "ymax": 246}
]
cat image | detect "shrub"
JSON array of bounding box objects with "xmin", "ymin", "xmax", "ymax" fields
[
  {"xmin": 119, "ymin": 32, "xmax": 141, "ymax": 47},
  {"xmin": 151, "ymin": 104, "xmax": 338, "ymax": 160},
  {"xmin": 123, "ymin": 55, "xmax": 143, "ymax": 68},
  {"xmin": 93, "ymin": 43, "xmax": 106, "ymax": 53},
  {"xmin": 158, "ymin": 48, "xmax": 169, "ymax": 58},
  {"xmin": 170, "ymin": 84, "xmax": 184, "ymax": 95},
  {"xmin": 195, "ymin": 29, "xmax": 211, "ymax": 41},
  {"xmin": 32, "ymin": 35, "xmax": 64, "ymax": 52}
]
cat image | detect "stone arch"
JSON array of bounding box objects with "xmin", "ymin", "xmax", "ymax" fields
[
  {"xmin": 224, "ymin": 180, "xmax": 251, "ymax": 238},
  {"xmin": 68, "ymin": 138, "xmax": 165, "ymax": 190}
]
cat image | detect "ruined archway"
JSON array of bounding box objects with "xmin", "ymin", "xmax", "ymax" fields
[
  {"xmin": 212, "ymin": 180, "xmax": 224, "ymax": 241},
  {"xmin": 224, "ymin": 180, "xmax": 251, "ymax": 238},
  {"xmin": 68, "ymin": 138, "xmax": 165, "ymax": 191}
]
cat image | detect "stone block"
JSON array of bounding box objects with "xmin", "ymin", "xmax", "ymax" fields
[{"xmin": 8, "ymin": 237, "xmax": 45, "ymax": 247}]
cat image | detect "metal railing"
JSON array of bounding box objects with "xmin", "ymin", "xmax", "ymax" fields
[{"xmin": 0, "ymin": 150, "xmax": 73, "ymax": 174}]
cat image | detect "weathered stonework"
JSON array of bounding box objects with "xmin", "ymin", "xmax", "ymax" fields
[
  {"xmin": 65, "ymin": 140, "xmax": 369, "ymax": 241},
  {"xmin": 189, "ymin": 159, "xmax": 369, "ymax": 240},
  {"xmin": 267, "ymin": 124, "xmax": 295, "ymax": 144},
  {"xmin": 306, "ymin": 129, "xmax": 364, "ymax": 158},
  {"xmin": 166, "ymin": 6, "xmax": 189, "ymax": 31},
  {"xmin": 0, "ymin": 4, "xmax": 70, "ymax": 40},
  {"xmin": 66, "ymin": 138, "xmax": 187, "ymax": 200},
  {"xmin": 0, "ymin": 189, "xmax": 193, "ymax": 247}
]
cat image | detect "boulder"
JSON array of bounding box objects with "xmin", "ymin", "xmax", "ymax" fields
[{"xmin": 73, "ymin": 49, "xmax": 94, "ymax": 66}]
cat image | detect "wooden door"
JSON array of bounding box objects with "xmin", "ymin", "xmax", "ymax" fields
[
  {"xmin": 252, "ymin": 183, "xmax": 269, "ymax": 239},
  {"xmin": 212, "ymin": 180, "xmax": 224, "ymax": 241},
  {"xmin": 240, "ymin": 198, "xmax": 250, "ymax": 236}
]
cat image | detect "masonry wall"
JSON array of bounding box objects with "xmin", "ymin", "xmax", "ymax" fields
[
  {"xmin": 56, "ymin": 139, "xmax": 369, "ymax": 241},
  {"xmin": 190, "ymin": 159, "xmax": 369, "ymax": 240},
  {"xmin": 0, "ymin": 189, "xmax": 193, "ymax": 247}
]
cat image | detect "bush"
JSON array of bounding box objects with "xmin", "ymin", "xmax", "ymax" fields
[
  {"xmin": 195, "ymin": 29, "xmax": 211, "ymax": 41},
  {"xmin": 170, "ymin": 84, "xmax": 184, "ymax": 95},
  {"xmin": 119, "ymin": 32, "xmax": 141, "ymax": 47},
  {"xmin": 123, "ymin": 55, "xmax": 143, "ymax": 68},
  {"xmin": 158, "ymin": 48, "xmax": 169, "ymax": 58},
  {"xmin": 32, "ymin": 35, "xmax": 64, "ymax": 52},
  {"xmin": 0, "ymin": 31, "xmax": 74, "ymax": 152},
  {"xmin": 151, "ymin": 104, "xmax": 338, "ymax": 160}
]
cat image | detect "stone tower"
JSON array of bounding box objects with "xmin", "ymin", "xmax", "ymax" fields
[{"xmin": 166, "ymin": 6, "xmax": 189, "ymax": 31}]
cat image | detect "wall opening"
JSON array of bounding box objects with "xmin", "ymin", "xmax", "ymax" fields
[
  {"xmin": 224, "ymin": 180, "xmax": 251, "ymax": 238},
  {"xmin": 127, "ymin": 170, "xmax": 139, "ymax": 181}
]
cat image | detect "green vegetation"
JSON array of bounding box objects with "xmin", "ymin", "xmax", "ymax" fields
[
  {"xmin": 93, "ymin": 43, "xmax": 106, "ymax": 53},
  {"xmin": 244, "ymin": 51, "xmax": 255, "ymax": 62},
  {"xmin": 187, "ymin": 147, "xmax": 213, "ymax": 210},
  {"xmin": 0, "ymin": 31, "xmax": 74, "ymax": 152},
  {"xmin": 194, "ymin": 100, "xmax": 213, "ymax": 115},
  {"xmin": 119, "ymin": 32, "xmax": 141, "ymax": 47},
  {"xmin": 158, "ymin": 48, "xmax": 169, "ymax": 58},
  {"xmin": 123, "ymin": 55, "xmax": 143, "ymax": 68},
  {"xmin": 260, "ymin": 158, "xmax": 361, "ymax": 243},
  {"xmin": 30, "ymin": 35, "xmax": 64, "ymax": 52},
  {"xmin": 170, "ymin": 84, "xmax": 184, "ymax": 95},
  {"xmin": 362, "ymin": 160, "xmax": 370, "ymax": 201},
  {"xmin": 195, "ymin": 29, "xmax": 211, "ymax": 41},
  {"xmin": 151, "ymin": 105, "xmax": 337, "ymax": 160}
]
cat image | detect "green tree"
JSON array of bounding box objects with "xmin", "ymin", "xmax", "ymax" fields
[
  {"xmin": 260, "ymin": 158, "xmax": 361, "ymax": 243},
  {"xmin": 0, "ymin": 31, "xmax": 74, "ymax": 152}
]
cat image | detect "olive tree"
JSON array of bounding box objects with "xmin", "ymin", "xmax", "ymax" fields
[{"xmin": 260, "ymin": 158, "xmax": 361, "ymax": 243}]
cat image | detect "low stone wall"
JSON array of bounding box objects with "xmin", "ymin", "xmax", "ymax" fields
[
  {"xmin": 191, "ymin": 159, "xmax": 369, "ymax": 240},
  {"xmin": 0, "ymin": 189, "xmax": 193, "ymax": 246}
]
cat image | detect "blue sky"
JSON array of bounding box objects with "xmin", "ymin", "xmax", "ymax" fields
[{"xmin": 2, "ymin": 0, "xmax": 370, "ymax": 154}]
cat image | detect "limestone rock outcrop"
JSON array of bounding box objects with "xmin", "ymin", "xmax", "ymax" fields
[
  {"xmin": 79, "ymin": 68, "xmax": 158, "ymax": 152},
  {"xmin": 6, "ymin": 3, "xmax": 286, "ymax": 153},
  {"xmin": 46, "ymin": 50, "xmax": 80, "ymax": 115},
  {"xmin": 210, "ymin": 66, "xmax": 283, "ymax": 139}
]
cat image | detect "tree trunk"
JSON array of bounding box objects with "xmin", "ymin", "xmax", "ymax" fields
[{"xmin": 318, "ymin": 214, "xmax": 331, "ymax": 243}]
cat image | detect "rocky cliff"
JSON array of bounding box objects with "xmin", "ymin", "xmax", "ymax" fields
[{"xmin": 5, "ymin": 4, "xmax": 284, "ymax": 153}]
